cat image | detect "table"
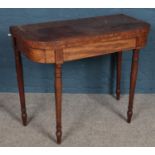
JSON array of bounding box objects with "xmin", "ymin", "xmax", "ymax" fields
[{"xmin": 10, "ymin": 14, "xmax": 150, "ymax": 144}]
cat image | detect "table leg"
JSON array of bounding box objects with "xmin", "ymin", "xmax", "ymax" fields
[
  {"xmin": 55, "ymin": 64, "xmax": 62, "ymax": 144},
  {"xmin": 13, "ymin": 38, "xmax": 27, "ymax": 126},
  {"xmin": 127, "ymin": 49, "xmax": 139, "ymax": 123},
  {"xmin": 116, "ymin": 51, "xmax": 122, "ymax": 100}
]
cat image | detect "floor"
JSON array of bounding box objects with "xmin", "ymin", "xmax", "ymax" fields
[{"xmin": 0, "ymin": 93, "xmax": 155, "ymax": 147}]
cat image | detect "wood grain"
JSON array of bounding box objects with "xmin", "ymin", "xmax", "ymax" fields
[
  {"xmin": 64, "ymin": 38, "xmax": 136, "ymax": 62},
  {"xmin": 10, "ymin": 14, "xmax": 150, "ymax": 64}
]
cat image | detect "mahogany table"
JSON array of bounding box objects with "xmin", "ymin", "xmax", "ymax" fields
[{"xmin": 10, "ymin": 14, "xmax": 150, "ymax": 144}]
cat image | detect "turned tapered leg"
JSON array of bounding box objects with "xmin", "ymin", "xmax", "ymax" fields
[
  {"xmin": 116, "ymin": 51, "xmax": 122, "ymax": 100},
  {"xmin": 13, "ymin": 38, "xmax": 27, "ymax": 126},
  {"xmin": 127, "ymin": 49, "xmax": 139, "ymax": 123},
  {"xmin": 55, "ymin": 64, "xmax": 62, "ymax": 144}
]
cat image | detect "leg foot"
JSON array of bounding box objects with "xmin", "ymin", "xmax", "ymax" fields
[
  {"xmin": 22, "ymin": 112, "xmax": 27, "ymax": 126},
  {"xmin": 56, "ymin": 126, "xmax": 62, "ymax": 144},
  {"xmin": 127, "ymin": 111, "xmax": 132, "ymax": 123}
]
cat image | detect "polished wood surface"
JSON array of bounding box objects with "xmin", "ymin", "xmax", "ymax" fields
[
  {"xmin": 55, "ymin": 64, "xmax": 62, "ymax": 144},
  {"xmin": 10, "ymin": 14, "xmax": 150, "ymax": 144},
  {"xmin": 10, "ymin": 14, "xmax": 150, "ymax": 64},
  {"xmin": 116, "ymin": 51, "xmax": 122, "ymax": 100},
  {"xmin": 12, "ymin": 37, "xmax": 27, "ymax": 126},
  {"xmin": 127, "ymin": 49, "xmax": 140, "ymax": 123}
]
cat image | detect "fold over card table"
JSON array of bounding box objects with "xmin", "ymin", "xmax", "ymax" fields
[{"xmin": 10, "ymin": 14, "xmax": 150, "ymax": 144}]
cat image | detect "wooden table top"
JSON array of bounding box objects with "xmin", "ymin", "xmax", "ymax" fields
[
  {"xmin": 10, "ymin": 14, "xmax": 150, "ymax": 64},
  {"xmin": 11, "ymin": 14, "xmax": 150, "ymax": 48}
]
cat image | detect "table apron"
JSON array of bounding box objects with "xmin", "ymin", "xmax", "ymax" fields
[
  {"xmin": 17, "ymin": 38, "xmax": 137, "ymax": 64},
  {"xmin": 63, "ymin": 38, "xmax": 136, "ymax": 61}
]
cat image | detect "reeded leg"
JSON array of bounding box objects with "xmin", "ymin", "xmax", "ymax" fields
[
  {"xmin": 116, "ymin": 51, "xmax": 122, "ymax": 100},
  {"xmin": 13, "ymin": 38, "xmax": 27, "ymax": 126},
  {"xmin": 55, "ymin": 64, "xmax": 62, "ymax": 144},
  {"xmin": 127, "ymin": 49, "xmax": 139, "ymax": 123}
]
